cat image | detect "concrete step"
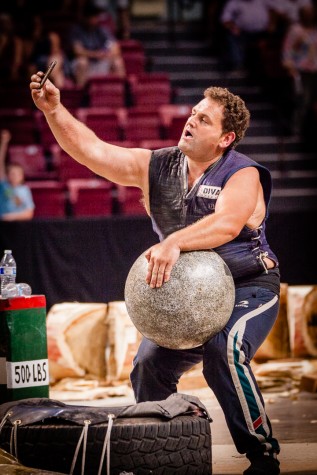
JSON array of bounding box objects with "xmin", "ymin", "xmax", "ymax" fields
[
  {"xmin": 169, "ymin": 71, "xmax": 251, "ymax": 88},
  {"xmin": 237, "ymin": 136, "xmax": 308, "ymax": 154},
  {"xmin": 230, "ymin": 85, "xmax": 266, "ymax": 102},
  {"xmin": 244, "ymin": 102, "xmax": 278, "ymax": 120},
  {"xmin": 151, "ymin": 55, "xmax": 219, "ymax": 72},
  {"xmin": 131, "ymin": 20, "xmax": 207, "ymax": 43},
  {"xmin": 251, "ymin": 152, "xmax": 317, "ymax": 172},
  {"xmin": 271, "ymin": 170, "xmax": 317, "ymax": 188},
  {"xmin": 246, "ymin": 120, "xmax": 285, "ymax": 137},
  {"xmin": 144, "ymin": 40, "xmax": 212, "ymax": 58},
  {"xmin": 270, "ymin": 187, "xmax": 317, "ymax": 212}
]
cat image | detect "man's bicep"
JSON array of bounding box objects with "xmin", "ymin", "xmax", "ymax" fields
[
  {"xmin": 94, "ymin": 142, "xmax": 151, "ymax": 188},
  {"xmin": 215, "ymin": 167, "xmax": 260, "ymax": 221}
]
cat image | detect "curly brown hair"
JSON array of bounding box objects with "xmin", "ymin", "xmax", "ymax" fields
[{"xmin": 204, "ymin": 87, "xmax": 250, "ymax": 149}]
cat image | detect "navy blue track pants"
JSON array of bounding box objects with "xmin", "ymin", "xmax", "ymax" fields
[{"xmin": 130, "ymin": 286, "xmax": 280, "ymax": 456}]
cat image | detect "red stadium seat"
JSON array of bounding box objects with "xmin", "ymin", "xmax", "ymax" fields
[
  {"xmin": 119, "ymin": 39, "xmax": 145, "ymax": 54},
  {"xmin": 34, "ymin": 111, "xmax": 58, "ymax": 150},
  {"xmin": 8, "ymin": 144, "xmax": 57, "ymax": 180},
  {"xmin": 158, "ymin": 104, "xmax": 192, "ymax": 140},
  {"xmin": 0, "ymin": 109, "xmax": 37, "ymax": 145},
  {"xmin": 50, "ymin": 145, "xmax": 96, "ymax": 183},
  {"xmin": 59, "ymin": 86, "xmax": 85, "ymax": 109},
  {"xmin": 0, "ymin": 86, "xmax": 34, "ymax": 110},
  {"xmin": 27, "ymin": 181, "xmax": 66, "ymax": 218},
  {"xmin": 128, "ymin": 73, "xmax": 172, "ymax": 108},
  {"xmin": 87, "ymin": 75, "xmax": 127, "ymax": 108},
  {"xmin": 76, "ymin": 107, "xmax": 124, "ymax": 141},
  {"xmin": 122, "ymin": 51, "xmax": 146, "ymax": 76},
  {"xmin": 119, "ymin": 39, "xmax": 147, "ymax": 75},
  {"xmin": 67, "ymin": 178, "xmax": 113, "ymax": 217},
  {"xmin": 117, "ymin": 185, "xmax": 147, "ymax": 216},
  {"xmin": 122, "ymin": 107, "xmax": 162, "ymax": 142}
]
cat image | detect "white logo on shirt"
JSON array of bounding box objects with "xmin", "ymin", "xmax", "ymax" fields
[{"xmin": 197, "ymin": 185, "xmax": 221, "ymax": 199}]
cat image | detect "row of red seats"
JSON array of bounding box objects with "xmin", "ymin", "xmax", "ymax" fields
[
  {"xmin": 0, "ymin": 80, "xmax": 182, "ymax": 147},
  {"xmin": 0, "ymin": 71, "xmax": 174, "ymax": 112},
  {"xmin": 7, "ymin": 138, "xmax": 180, "ymax": 182},
  {"xmin": 4, "ymin": 103, "xmax": 191, "ymax": 152},
  {"xmin": 27, "ymin": 179, "xmax": 147, "ymax": 219}
]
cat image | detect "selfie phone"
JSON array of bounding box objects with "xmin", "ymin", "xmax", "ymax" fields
[{"xmin": 39, "ymin": 60, "xmax": 57, "ymax": 88}]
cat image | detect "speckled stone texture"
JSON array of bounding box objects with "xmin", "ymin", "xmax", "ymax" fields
[{"xmin": 124, "ymin": 250, "xmax": 235, "ymax": 349}]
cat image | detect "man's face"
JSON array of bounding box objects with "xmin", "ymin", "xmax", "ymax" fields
[{"xmin": 178, "ymin": 97, "xmax": 233, "ymax": 162}]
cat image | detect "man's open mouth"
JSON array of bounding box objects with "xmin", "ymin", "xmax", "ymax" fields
[{"xmin": 184, "ymin": 129, "xmax": 193, "ymax": 138}]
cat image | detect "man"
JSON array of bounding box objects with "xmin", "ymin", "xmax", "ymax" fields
[
  {"xmin": 220, "ymin": 0, "xmax": 273, "ymax": 73},
  {"xmin": 30, "ymin": 73, "xmax": 281, "ymax": 475}
]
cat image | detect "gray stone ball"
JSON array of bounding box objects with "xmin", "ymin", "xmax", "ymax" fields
[{"xmin": 124, "ymin": 250, "xmax": 235, "ymax": 350}]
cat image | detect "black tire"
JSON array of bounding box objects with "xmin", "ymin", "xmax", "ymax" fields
[{"xmin": 0, "ymin": 415, "xmax": 212, "ymax": 474}]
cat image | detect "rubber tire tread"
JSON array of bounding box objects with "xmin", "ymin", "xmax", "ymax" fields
[{"xmin": 0, "ymin": 415, "xmax": 212, "ymax": 474}]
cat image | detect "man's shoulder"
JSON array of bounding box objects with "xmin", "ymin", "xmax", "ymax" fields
[
  {"xmin": 227, "ymin": 148, "xmax": 260, "ymax": 166},
  {"xmin": 151, "ymin": 146, "xmax": 182, "ymax": 160},
  {"xmin": 150, "ymin": 146, "xmax": 184, "ymax": 174},
  {"xmin": 225, "ymin": 148, "xmax": 271, "ymax": 177}
]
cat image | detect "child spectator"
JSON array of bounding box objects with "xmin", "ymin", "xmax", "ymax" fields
[{"xmin": 0, "ymin": 130, "xmax": 35, "ymax": 221}]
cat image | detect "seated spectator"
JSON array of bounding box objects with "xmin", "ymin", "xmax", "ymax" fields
[
  {"xmin": 68, "ymin": 2, "xmax": 126, "ymax": 87},
  {"xmin": 282, "ymin": 4, "xmax": 317, "ymax": 137},
  {"xmin": 0, "ymin": 130, "xmax": 34, "ymax": 221}
]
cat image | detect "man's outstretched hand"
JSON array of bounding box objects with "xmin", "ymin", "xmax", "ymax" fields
[{"xmin": 29, "ymin": 72, "xmax": 60, "ymax": 113}]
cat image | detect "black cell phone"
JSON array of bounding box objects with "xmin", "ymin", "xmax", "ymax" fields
[{"xmin": 39, "ymin": 60, "xmax": 57, "ymax": 88}]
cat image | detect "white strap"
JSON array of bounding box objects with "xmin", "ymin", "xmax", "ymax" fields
[
  {"xmin": 97, "ymin": 413, "xmax": 115, "ymax": 475},
  {"xmin": 70, "ymin": 419, "xmax": 91, "ymax": 475}
]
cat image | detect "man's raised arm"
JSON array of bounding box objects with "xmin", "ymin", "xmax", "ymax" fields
[{"xmin": 30, "ymin": 72, "xmax": 151, "ymax": 189}]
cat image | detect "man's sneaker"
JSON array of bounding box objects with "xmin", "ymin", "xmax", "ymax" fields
[{"xmin": 243, "ymin": 453, "xmax": 280, "ymax": 475}]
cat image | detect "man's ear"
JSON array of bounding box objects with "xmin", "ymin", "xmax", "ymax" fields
[{"xmin": 220, "ymin": 131, "xmax": 236, "ymax": 148}]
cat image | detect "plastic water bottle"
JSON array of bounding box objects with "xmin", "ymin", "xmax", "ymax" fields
[
  {"xmin": 1, "ymin": 283, "xmax": 32, "ymax": 298},
  {"xmin": 0, "ymin": 250, "xmax": 17, "ymax": 297}
]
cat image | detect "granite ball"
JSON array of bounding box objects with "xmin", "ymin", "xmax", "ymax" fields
[{"xmin": 124, "ymin": 250, "xmax": 235, "ymax": 350}]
